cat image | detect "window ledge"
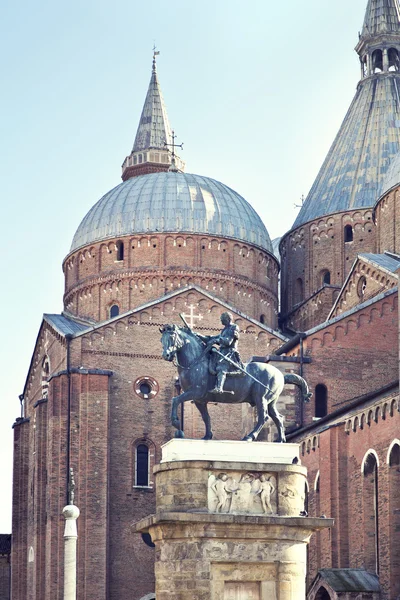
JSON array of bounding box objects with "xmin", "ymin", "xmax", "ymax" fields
[{"xmin": 133, "ymin": 485, "xmax": 154, "ymax": 492}]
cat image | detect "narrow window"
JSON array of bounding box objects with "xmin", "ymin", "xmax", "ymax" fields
[
  {"xmin": 363, "ymin": 452, "xmax": 379, "ymax": 574},
  {"xmin": 362, "ymin": 55, "xmax": 368, "ymax": 78},
  {"xmin": 110, "ymin": 305, "xmax": 119, "ymax": 318},
  {"xmin": 260, "ymin": 314, "xmax": 266, "ymax": 324},
  {"xmin": 136, "ymin": 444, "xmax": 149, "ymax": 486},
  {"xmin": 304, "ymin": 482, "xmax": 309, "ymax": 515},
  {"xmin": 42, "ymin": 357, "xmax": 50, "ymax": 399},
  {"xmin": 344, "ymin": 224, "xmax": 353, "ymax": 242},
  {"xmin": 372, "ymin": 49, "xmax": 383, "ymax": 73},
  {"xmin": 389, "ymin": 443, "xmax": 400, "ymax": 597},
  {"xmin": 389, "ymin": 48, "xmax": 400, "ymax": 72},
  {"xmin": 116, "ymin": 241, "xmax": 124, "ymax": 261},
  {"xmin": 315, "ymin": 384, "xmax": 327, "ymax": 418},
  {"xmin": 295, "ymin": 278, "xmax": 304, "ymax": 304},
  {"xmin": 357, "ymin": 276, "xmax": 367, "ymax": 299},
  {"xmin": 322, "ymin": 270, "xmax": 331, "ymax": 285}
]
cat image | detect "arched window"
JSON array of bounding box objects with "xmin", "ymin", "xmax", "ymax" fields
[
  {"xmin": 110, "ymin": 305, "xmax": 119, "ymax": 318},
  {"xmin": 260, "ymin": 314, "xmax": 266, "ymax": 324},
  {"xmin": 135, "ymin": 444, "xmax": 149, "ymax": 487},
  {"xmin": 344, "ymin": 224, "xmax": 353, "ymax": 242},
  {"xmin": 116, "ymin": 240, "xmax": 124, "ymax": 261},
  {"xmin": 322, "ymin": 270, "xmax": 331, "ymax": 285},
  {"xmin": 295, "ymin": 278, "xmax": 304, "ymax": 304},
  {"xmin": 363, "ymin": 452, "xmax": 379, "ymax": 574},
  {"xmin": 388, "ymin": 442, "xmax": 400, "ymax": 597},
  {"xmin": 372, "ymin": 49, "xmax": 383, "ymax": 73},
  {"xmin": 361, "ymin": 55, "xmax": 368, "ymax": 78},
  {"xmin": 357, "ymin": 276, "xmax": 367, "ymax": 299},
  {"xmin": 304, "ymin": 481, "xmax": 309, "ymax": 515},
  {"xmin": 315, "ymin": 384, "xmax": 328, "ymax": 418},
  {"xmin": 389, "ymin": 48, "xmax": 400, "ymax": 72},
  {"xmin": 41, "ymin": 357, "xmax": 50, "ymax": 399}
]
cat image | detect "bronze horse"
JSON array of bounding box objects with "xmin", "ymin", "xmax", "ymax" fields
[{"xmin": 161, "ymin": 324, "xmax": 311, "ymax": 442}]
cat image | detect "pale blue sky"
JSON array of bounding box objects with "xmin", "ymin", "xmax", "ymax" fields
[{"xmin": 0, "ymin": 0, "xmax": 368, "ymax": 530}]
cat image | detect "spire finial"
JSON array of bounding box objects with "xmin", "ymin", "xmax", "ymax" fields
[{"xmin": 152, "ymin": 44, "xmax": 160, "ymax": 73}]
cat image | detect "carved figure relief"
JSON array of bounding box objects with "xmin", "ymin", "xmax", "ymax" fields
[
  {"xmin": 278, "ymin": 473, "xmax": 305, "ymax": 515},
  {"xmin": 208, "ymin": 472, "xmax": 277, "ymax": 515}
]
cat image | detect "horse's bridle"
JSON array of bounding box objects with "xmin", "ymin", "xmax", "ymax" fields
[{"xmin": 161, "ymin": 326, "xmax": 210, "ymax": 370}]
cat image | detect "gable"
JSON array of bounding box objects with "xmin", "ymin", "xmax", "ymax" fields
[
  {"xmin": 78, "ymin": 287, "xmax": 287, "ymax": 364},
  {"xmin": 23, "ymin": 320, "xmax": 68, "ymax": 412},
  {"xmin": 76, "ymin": 285, "xmax": 287, "ymax": 342},
  {"xmin": 329, "ymin": 254, "xmax": 398, "ymax": 319}
]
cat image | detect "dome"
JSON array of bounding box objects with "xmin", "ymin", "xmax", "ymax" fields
[
  {"xmin": 378, "ymin": 151, "xmax": 400, "ymax": 199},
  {"xmin": 70, "ymin": 172, "xmax": 273, "ymax": 253}
]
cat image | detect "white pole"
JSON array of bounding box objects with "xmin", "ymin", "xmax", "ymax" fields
[{"xmin": 62, "ymin": 505, "xmax": 80, "ymax": 600}]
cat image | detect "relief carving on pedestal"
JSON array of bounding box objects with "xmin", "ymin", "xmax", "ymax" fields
[
  {"xmin": 208, "ymin": 472, "xmax": 277, "ymax": 515},
  {"xmin": 278, "ymin": 474, "xmax": 305, "ymax": 516}
]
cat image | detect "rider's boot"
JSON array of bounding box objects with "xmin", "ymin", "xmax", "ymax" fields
[{"xmin": 210, "ymin": 371, "xmax": 226, "ymax": 394}]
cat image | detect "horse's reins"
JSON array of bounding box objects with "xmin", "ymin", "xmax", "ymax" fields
[{"xmin": 171, "ymin": 331, "xmax": 211, "ymax": 370}]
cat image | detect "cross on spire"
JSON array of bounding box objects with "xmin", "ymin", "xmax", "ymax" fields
[
  {"xmin": 181, "ymin": 305, "xmax": 203, "ymax": 328},
  {"xmin": 165, "ymin": 130, "xmax": 184, "ymax": 172},
  {"xmin": 152, "ymin": 44, "xmax": 160, "ymax": 72}
]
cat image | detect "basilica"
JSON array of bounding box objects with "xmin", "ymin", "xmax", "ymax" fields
[{"xmin": 8, "ymin": 1, "xmax": 400, "ymax": 599}]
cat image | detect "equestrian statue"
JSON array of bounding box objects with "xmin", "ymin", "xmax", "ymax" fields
[{"xmin": 160, "ymin": 312, "xmax": 312, "ymax": 442}]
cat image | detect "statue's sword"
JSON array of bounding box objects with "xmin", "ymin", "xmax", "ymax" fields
[{"xmin": 211, "ymin": 347, "xmax": 275, "ymax": 397}]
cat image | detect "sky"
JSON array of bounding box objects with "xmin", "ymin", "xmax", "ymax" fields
[{"xmin": 0, "ymin": 0, "xmax": 369, "ymax": 531}]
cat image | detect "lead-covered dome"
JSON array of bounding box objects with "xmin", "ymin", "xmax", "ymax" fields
[
  {"xmin": 71, "ymin": 172, "xmax": 272, "ymax": 253},
  {"xmin": 378, "ymin": 151, "xmax": 400, "ymax": 199}
]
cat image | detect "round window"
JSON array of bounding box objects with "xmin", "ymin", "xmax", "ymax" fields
[{"xmin": 134, "ymin": 377, "xmax": 159, "ymax": 399}]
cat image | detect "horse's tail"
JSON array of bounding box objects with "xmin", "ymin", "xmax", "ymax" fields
[{"xmin": 284, "ymin": 373, "xmax": 312, "ymax": 403}]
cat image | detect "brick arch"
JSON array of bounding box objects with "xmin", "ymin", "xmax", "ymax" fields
[
  {"xmin": 388, "ymin": 440, "xmax": 400, "ymax": 597},
  {"xmin": 362, "ymin": 449, "xmax": 380, "ymax": 574}
]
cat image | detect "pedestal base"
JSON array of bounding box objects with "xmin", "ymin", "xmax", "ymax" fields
[{"xmin": 134, "ymin": 440, "xmax": 333, "ymax": 600}]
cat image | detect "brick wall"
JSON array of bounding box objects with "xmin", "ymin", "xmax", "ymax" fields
[
  {"xmin": 280, "ymin": 209, "xmax": 376, "ymax": 327},
  {"xmin": 294, "ymin": 393, "xmax": 400, "ymax": 597},
  {"xmin": 330, "ymin": 258, "xmax": 397, "ymax": 319},
  {"xmin": 63, "ymin": 234, "xmax": 279, "ymax": 326},
  {"xmin": 284, "ymin": 291, "xmax": 398, "ymax": 424},
  {"xmin": 375, "ymin": 186, "xmax": 400, "ymax": 254}
]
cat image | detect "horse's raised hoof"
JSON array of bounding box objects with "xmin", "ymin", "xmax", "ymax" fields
[{"xmin": 174, "ymin": 430, "xmax": 185, "ymax": 439}]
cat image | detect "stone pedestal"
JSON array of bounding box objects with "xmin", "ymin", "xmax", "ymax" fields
[{"xmin": 135, "ymin": 440, "xmax": 333, "ymax": 600}]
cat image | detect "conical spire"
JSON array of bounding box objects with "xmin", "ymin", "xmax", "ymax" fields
[
  {"xmin": 122, "ymin": 52, "xmax": 184, "ymax": 181},
  {"xmin": 291, "ymin": 0, "xmax": 400, "ymax": 229},
  {"xmin": 132, "ymin": 54, "xmax": 173, "ymax": 153},
  {"xmin": 361, "ymin": 0, "xmax": 400, "ymax": 38}
]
